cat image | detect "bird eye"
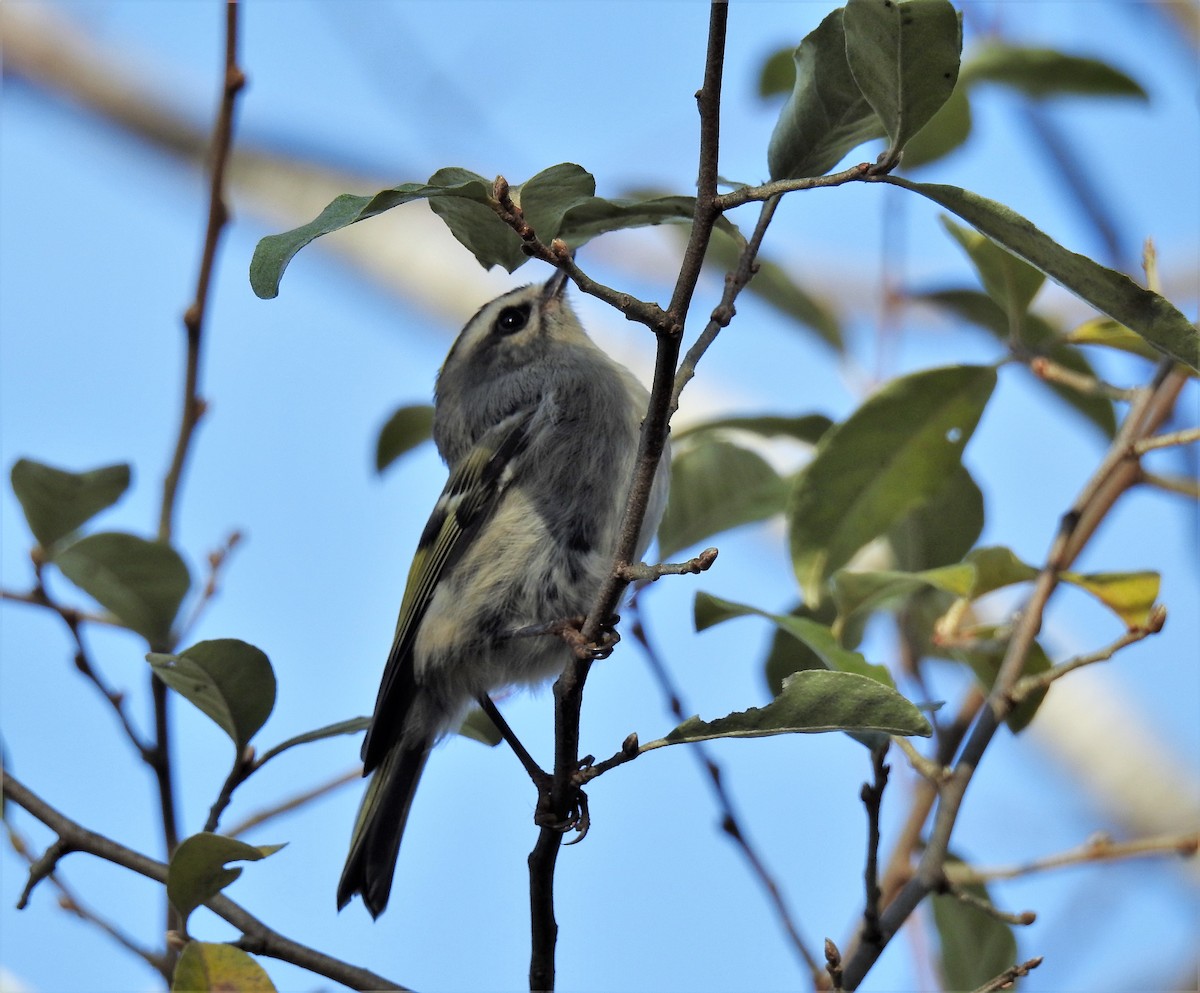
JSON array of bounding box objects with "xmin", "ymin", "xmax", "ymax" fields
[{"xmin": 495, "ymin": 303, "xmax": 531, "ymax": 335}]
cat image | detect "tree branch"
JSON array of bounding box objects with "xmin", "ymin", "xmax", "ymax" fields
[
  {"xmin": 529, "ymin": 6, "xmax": 733, "ymax": 988},
  {"xmin": 841, "ymin": 360, "xmax": 1190, "ymax": 989},
  {"xmin": 945, "ymin": 831, "xmax": 1200, "ymax": 886},
  {"xmin": 627, "ymin": 599, "xmax": 823, "ymax": 982},
  {"xmin": 2, "ymin": 771, "xmax": 408, "ymax": 992},
  {"xmin": 969, "ymin": 956, "xmax": 1044, "ymax": 993}
]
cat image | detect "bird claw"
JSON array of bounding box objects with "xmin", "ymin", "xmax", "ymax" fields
[{"xmin": 554, "ymin": 614, "xmax": 621, "ymax": 660}]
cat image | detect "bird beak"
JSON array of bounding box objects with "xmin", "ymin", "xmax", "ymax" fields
[{"xmin": 542, "ymin": 269, "xmax": 569, "ymax": 303}]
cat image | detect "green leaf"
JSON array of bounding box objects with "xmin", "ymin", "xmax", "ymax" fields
[
  {"xmin": 843, "ymin": 0, "xmax": 963, "ymax": 170},
  {"xmin": 941, "ymin": 216, "xmax": 1045, "ymax": 320},
  {"xmin": 695, "ymin": 591, "xmax": 892, "ymax": 687},
  {"xmin": 923, "ymin": 288, "xmax": 1118, "ymax": 437},
  {"xmin": 762, "ymin": 601, "xmax": 838, "ymax": 697},
  {"xmin": 168, "ymin": 833, "xmax": 284, "ymax": 932},
  {"xmin": 832, "ymin": 563, "xmax": 975, "ymax": 626},
  {"xmin": 174, "ymin": 942, "xmax": 275, "ymax": 992},
  {"xmin": 1066, "ymin": 317, "xmax": 1170, "ymax": 364},
  {"xmin": 10, "ymin": 459, "xmax": 131, "ymax": 550},
  {"xmin": 758, "ymin": 46, "xmax": 797, "ymax": 98},
  {"xmin": 1061, "ymin": 570, "xmax": 1160, "ymax": 628},
  {"xmin": 900, "ymin": 82, "xmax": 972, "ymax": 169},
  {"xmin": 457, "ymin": 706, "xmax": 503, "ymax": 746},
  {"xmin": 886, "ymin": 178, "xmax": 1200, "ymax": 371},
  {"xmin": 173, "ymin": 942, "xmax": 277, "ymax": 993},
  {"xmin": 767, "ymin": 8, "xmax": 887, "ymax": 180},
  {"xmin": 674, "ymin": 413, "xmax": 834, "ymax": 446},
  {"xmin": 425, "ymin": 167, "xmax": 525, "ymax": 272},
  {"xmin": 932, "ymin": 863, "xmax": 1019, "ymax": 991},
  {"xmin": 148, "ymin": 640, "xmax": 276, "ymax": 751},
  {"xmin": 965, "ymin": 546, "xmax": 1039, "ymax": 598},
  {"xmin": 888, "ymin": 463, "xmax": 984, "ymax": 571},
  {"xmin": 517, "ymin": 162, "xmax": 598, "ymax": 243},
  {"xmin": 961, "ymin": 42, "xmax": 1148, "ymax": 99},
  {"xmin": 658, "ymin": 440, "xmax": 788, "ymax": 559},
  {"xmin": 255, "ymin": 717, "xmax": 370, "ymax": 768},
  {"xmin": 250, "ymin": 172, "xmax": 495, "ymax": 298},
  {"xmin": 375, "ymin": 404, "xmax": 435, "ymax": 474},
  {"xmin": 950, "ymin": 629, "xmax": 1051, "ymax": 732},
  {"xmin": 557, "ymin": 192, "xmax": 737, "ymax": 245},
  {"xmin": 646, "ymin": 670, "xmax": 931, "ymax": 747},
  {"xmin": 789, "ymin": 365, "xmax": 996, "ymax": 604},
  {"xmin": 53, "ymin": 532, "xmax": 189, "ymax": 644}
]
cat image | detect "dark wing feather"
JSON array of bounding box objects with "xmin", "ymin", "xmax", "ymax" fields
[{"xmin": 359, "ymin": 406, "xmax": 537, "ymax": 771}]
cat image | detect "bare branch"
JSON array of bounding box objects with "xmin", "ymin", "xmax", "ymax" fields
[
  {"xmin": 942, "ymin": 882, "xmax": 1036, "ymax": 927},
  {"xmin": 627, "ymin": 598, "xmax": 824, "ymax": 982},
  {"xmin": 969, "ymin": 956, "xmax": 1045, "ymax": 993},
  {"xmin": 619, "ymin": 547, "xmax": 718, "ymax": 583},
  {"xmin": 859, "ymin": 746, "xmax": 890, "ymax": 948},
  {"xmin": 2, "ymin": 771, "xmax": 408, "ymax": 992},
  {"xmin": 1, "ymin": 583, "xmax": 153, "ymax": 759},
  {"xmin": 945, "ymin": 831, "xmax": 1200, "ymax": 886},
  {"xmin": 1010, "ymin": 608, "xmax": 1166, "ymax": 703},
  {"xmin": 841, "ymin": 360, "xmax": 1191, "ymax": 989},
  {"xmin": 4, "ymin": 818, "xmax": 169, "ymax": 979},
  {"xmin": 226, "ymin": 768, "xmax": 362, "ymax": 839}
]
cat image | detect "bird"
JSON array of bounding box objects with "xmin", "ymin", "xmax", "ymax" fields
[{"xmin": 337, "ymin": 270, "xmax": 670, "ymax": 918}]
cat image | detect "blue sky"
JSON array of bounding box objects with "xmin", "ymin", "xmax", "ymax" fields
[{"xmin": 1, "ymin": 3, "xmax": 1197, "ymax": 992}]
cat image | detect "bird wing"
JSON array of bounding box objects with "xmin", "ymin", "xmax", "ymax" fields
[{"xmin": 359, "ymin": 405, "xmax": 537, "ymax": 772}]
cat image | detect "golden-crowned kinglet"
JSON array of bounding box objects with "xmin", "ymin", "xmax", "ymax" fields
[{"xmin": 338, "ymin": 271, "xmax": 669, "ymax": 917}]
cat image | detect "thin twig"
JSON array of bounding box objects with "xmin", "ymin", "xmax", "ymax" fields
[
  {"xmin": 490, "ymin": 179, "xmax": 666, "ymax": 329},
  {"xmin": 1133, "ymin": 426, "xmax": 1200, "ymax": 454},
  {"xmin": 945, "ymin": 831, "xmax": 1200, "ymax": 886},
  {"xmin": 158, "ymin": 3, "xmax": 244, "ymax": 544},
  {"xmin": 628, "ymin": 599, "xmax": 824, "ymax": 981},
  {"xmin": 859, "ymin": 746, "xmax": 890, "ymax": 948},
  {"xmin": 226, "ymin": 767, "xmax": 362, "ymax": 838},
  {"xmin": 176, "ymin": 529, "xmax": 243, "ymax": 642},
  {"xmin": 150, "ymin": 4, "xmax": 245, "ymax": 957},
  {"xmin": 1141, "ymin": 471, "xmax": 1200, "ymax": 499},
  {"xmin": 2, "ymin": 771, "xmax": 407, "ymax": 992},
  {"xmin": 969, "ymin": 956, "xmax": 1045, "ymax": 993},
  {"xmin": 618, "ymin": 547, "xmax": 718, "ymax": 583},
  {"xmin": 203, "ymin": 746, "xmax": 256, "ymax": 834},
  {"xmin": 528, "ymin": 7, "xmax": 732, "ymax": 989},
  {"xmin": 4, "ymin": 819, "xmax": 170, "ymax": 980},
  {"xmin": 1028, "ymin": 355, "xmax": 1137, "ymax": 401},
  {"xmin": 2, "ymin": 584, "xmax": 152, "ymax": 758},
  {"xmin": 1010, "ymin": 607, "xmax": 1165, "ymax": 702},
  {"xmin": 841, "ymin": 360, "xmax": 1190, "ymax": 990},
  {"xmin": 672, "ymin": 195, "xmax": 781, "ymax": 409},
  {"xmin": 713, "ymin": 163, "xmax": 873, "ymax": 211},
  {"xmin": 942, "ymin": 882, "xmax": 1036, "ymax": 926}
]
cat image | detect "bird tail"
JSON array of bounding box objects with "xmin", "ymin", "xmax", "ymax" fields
[{"xmin": 337, "ymin": 740, "xmax": 430, "ymax": 917}]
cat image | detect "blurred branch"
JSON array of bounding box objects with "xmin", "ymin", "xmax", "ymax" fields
[
  {"xmin": 0, "ymin": 582, "xmax": 152, "ymax": 759},
  {"xmin": 946, "ymin": 831, "xmax": 1200, "ymax": 886},
  {"xmin": 176, "ymin": 530, "xmax": 243, "ymax": 642},
  {"xmin": 1, "ymin": 771, "xmax": 408, "ymax": 992},
  {"xmin": 627, "ymin": 597, "xmax": 823, "ymax": 982},
  {"xmin": 4, "ymin": 818, "xmax": 170, "ymax": 980},
  {"xmin": 226, "ymin": 767, "xmax": 362, "ymax": 838},
  {"xmin": 1011, "ymin": 607, "xmax": 1165, "ymax": 701},
  {"xmin": 1021, "ymin": 102, "xmax": 1128, "ymax": 272},
  {"xmin": 842, "ymin": 359, "xmax": 1191, "ymax": 989},
  {"xmin": 672, "ymin": 195, "xmax": 782, "ymax": 408},
  {"xmin": 969, "ymin": 957, "xmax": 1044, "ymax": 993}
]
